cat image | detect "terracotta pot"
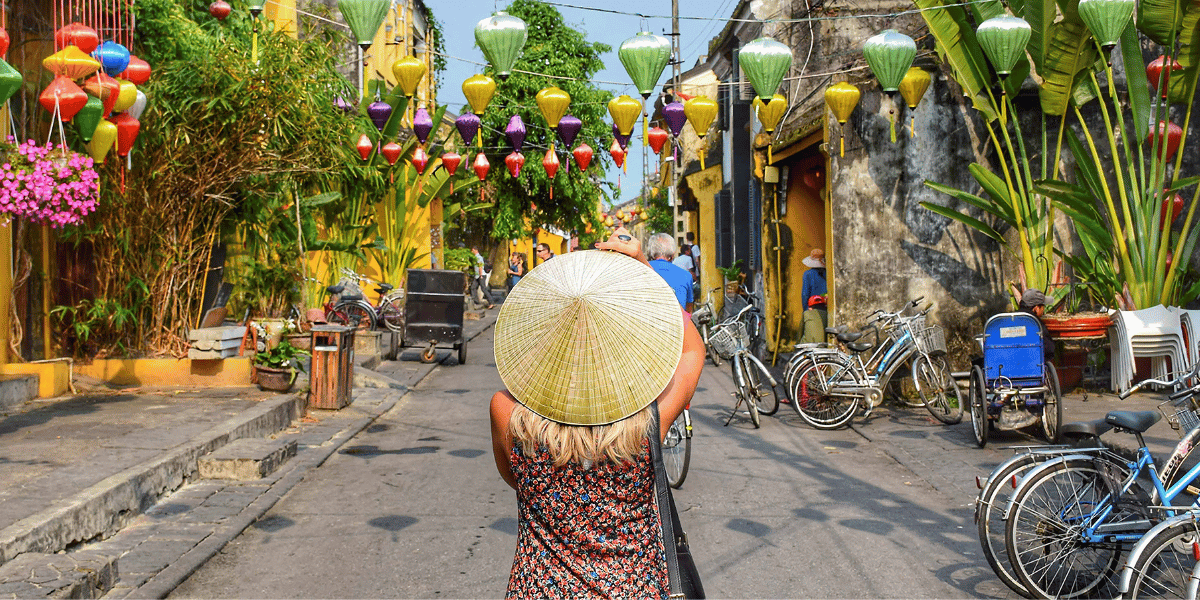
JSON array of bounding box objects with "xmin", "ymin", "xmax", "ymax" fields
[
  {"xmin": 255, "ymin": 366, "xmax": 295, "ymax": 392},
  {"xmin": 1041, "ymin": 312, "xmax": 1113, "ymax": 339},
  {"xmin": 1054, "ymin": 347, "xmax": 1088, "ymax": 390},
  {"xmin": 285, "ymin": 333, "xmax": 311, "ymax": 352}
]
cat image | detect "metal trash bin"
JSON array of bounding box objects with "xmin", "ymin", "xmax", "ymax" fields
[
  {"xmin": 310, "ymin": 325, "xmax": 354, "ymax": 409},
  {"xmin": 403, "ymin": 269, "xmax": 466, "ymax": 364}
]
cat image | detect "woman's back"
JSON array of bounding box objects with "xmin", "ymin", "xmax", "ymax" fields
[{"xmin": 506, "ymin": 440, "xmax": 667, "ymax": 599}]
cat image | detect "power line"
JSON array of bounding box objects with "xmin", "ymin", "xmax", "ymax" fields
[{"xmin": 541, "ymin": 0, "xmax": 992, "ymax": 23}]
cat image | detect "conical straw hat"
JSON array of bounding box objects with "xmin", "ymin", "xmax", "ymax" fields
[{"xmin": 494, "ymin": 250, "xmax": 684, "ymax": 426}]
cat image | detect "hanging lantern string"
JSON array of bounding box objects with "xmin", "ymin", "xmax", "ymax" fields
[{"xmin": 539, "ymin": 0, "xmax": 993, "ymax": 23}]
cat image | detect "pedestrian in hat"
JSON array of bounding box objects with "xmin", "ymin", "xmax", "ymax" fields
[
  {"xmin": 490, "ymin": 227, "xmax": 705, "ymax": 598},
  {"xmin": 799, "ymin": 248, "xmax": 828, "ymax": 345}
]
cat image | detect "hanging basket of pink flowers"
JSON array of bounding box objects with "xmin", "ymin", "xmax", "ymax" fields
[{"xmin": 0, "ymin": 138, "xmax": 99, "ymax": 228}]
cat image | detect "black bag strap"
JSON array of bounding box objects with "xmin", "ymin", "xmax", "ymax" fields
[{"xmin": 649, "ymin": 402, "xmax": 685, "ymax": 599}]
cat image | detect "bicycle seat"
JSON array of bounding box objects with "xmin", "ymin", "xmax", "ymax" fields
[
  {"xmin": 1105, "ymin": 410, "xmax": 1162, "ymax": 433},
  {"xmin": 327, "ymin": 285, "xmax": 345, "ymax": 295},
  {"xmin": 1060, "ymin": 418, "xmax": 1115, "ymax": 441},
  {"xmin": 836, "ymin": 331, "xmax": 864, "ymax": 343},
  {"xmin": 845, "ymin": 341, "xmax": 873, "ymax": 353},
  {"xmin": 375, "ymin": 283, "xmax": 394, "ymax": 293},
  {"xmin": 825, "ymin": 325, "xmax": 848, "ymax": 336}
]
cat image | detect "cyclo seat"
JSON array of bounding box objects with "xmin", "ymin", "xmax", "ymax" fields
[{"xmin": 1105, "ymin": 410, "xmax": 1161, "ymax": 433}]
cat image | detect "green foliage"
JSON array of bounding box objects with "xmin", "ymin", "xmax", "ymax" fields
[
  {"xmin": 474, "ymin": 0, "xmax": 613, "ymax": 241},
  {"xmin": 717, "ymin": 260, "xmax": 744, "ymax": 282},
  {"xmin": 643, "ymin": 187, "xmax": 672, "ymax": 234},
  {"xmin": 254, "ymin": 338, "xmax": 310, "ymax": 372},
  {"xmin": 443, "ymin": 247, "xmax": 475, "ymax": 272}
]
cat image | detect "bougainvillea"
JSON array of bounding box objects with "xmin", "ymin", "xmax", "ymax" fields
[{"xmin": 0, "ymin": 138, "xmax": 99, "ymax": 227}]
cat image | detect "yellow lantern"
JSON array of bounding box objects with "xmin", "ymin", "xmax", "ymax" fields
[
  {"xmin": 604, "ymin": 215, "xmax": 614, "ymax": 227},
  {"xmin": 616, "ymin": 209, "xmax": 625, "ymax": 219},
  {"xmin": 536, "ymin": 86, "xmax": 571, "ymax": 149},
  {"xmin": 112, "ymin": 80, "xmax": 137, "ymax": 113},
  {"xmin": 87, "ymin": 118, "xmax": 118, "ymax": 164},
  {"xmin": 392, "ymin": 56, "xmax": 426, "ymax": 98},
  {"xmin": 42, "ymin": 46, "xmax": 100, "ymax": 80},
  {"xmin": 607, "ymin": 95, "xmax": 642, "ymax": 137},
  {"xmin": 684, "ymin": 96, "xmax": 718, "ymax": 169},
  {"xmin": 824, "ymin": 82, "xmax": 861, "ymax": 157},
  {"xmin": 752, "ymin": 94, "xmax": 788, "ymax": 163},
  {"xmin": 462, "ymin": 74, "xmax": 496, "ymax": 115},
  {"xmin": 898, "ymin": 68, "xmax": 931, "ymax": 138}
]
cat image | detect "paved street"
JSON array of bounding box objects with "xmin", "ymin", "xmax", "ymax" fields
[{"xmin": 166, "ymin": 319, "xmax": 1100, "ymax": 599}]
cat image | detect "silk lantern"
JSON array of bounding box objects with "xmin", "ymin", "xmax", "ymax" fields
[
  {"xmin": 356, "ymin": 134, "xmax": 374, "ymax": 161},
  {"xmin": 412, "ymin": 147, "xmax": 429, "ymax": 174},
  {"xmin": 976, "ymin": 17, "xmax": 1031, "ymax": 77},
  {"xmin": 120, "ymin": 56, "xmax": 151, "ymax": 85},
  {"xmin": 753, "ymin": 94, "xmax": 787, "ymax": 161},
  {"xmin": 338, "ymin": 0, "xmax": 390, "ymax": 50},
  {"xmin": 93, "ymin": 41, "xmax": 131, "ymax": 77},
  {"xmin": 412, "ymin": 107, "xmax": 433, "ymax": 145},
  {"xmin": 127, "ymin": 90, "xmax": 148, "ymax": 121},
  {"xmin": 573, "ymin": 143, "xmax": 593, "ymax": 171},
  {"xmin": 462, "ymin": 74, "xmax": 496, "ymax": 115},
  {"xmin": 393, "ymin": 56, "xmax": 426, "ymax": 98},
  {"xmin": 557, "ymin": 115, "xmax": 582, "ymax": 148},
  {"xmin": 898, "ymin": 68, "xmax": 931, "ymax": 137},
  {"xmin": 380, "ymin": 142, "xmax": 402, "ymax": 165},
  {"xmin": 367, "ymin": 100, "xmax": 392, "ymax": 132},
  {"xmin": 609, "ymin": 140, "xmax": 626, "ymax": 168},
  {"xmin": 619, "ymin": 32, "xmax": 671, "ymax": 99},
  {"xmin": 0, "ymin": 59, "xmax": 22, "ymax": 105},
  {"xmin": 536, "ymin": 86, "xmax": 571, "ymax": 150},
  {"xmin": 612, "ymin": 123, "xmax": 631, "ymax": 151},
  {"xmin": 87, "ymin": 118, "xmax": 118, "ymax": 164},
  {"xmin": 1078, "ymin": 0, "xmax": 1135, "ymax": 51},
  {"xmin": 1161, "ymin": 192, "xmax": 1184, "ymax": 228},
  {"xmin": 39, "ymin": 76, "xmax": 88, "ymax": 121},
  {"xmin": 684, "ymin": 96, "xmax": 718, "ymax": 169},
  {"xmin": 0, "ymin": 28, "xmax": 8, "ymax": 58},
  {"xmin": 824, "ymin": 82, "xmax": 861, "ymax": 157},
  {"xmin": 505, "ymin": 151, "xmax": 525, "ymax": 177},
  {"xmin": 84, "ymin": 74, "xmax": 120, "ymax": 117},
  {"xmin": 863, "ymin": 30, "xmax": 916, "ymax": 142},
  {"xmin": 112, "ymin": 80, "xmax": 137, "ymax": 113},
  {"xmin": 740, "ymin": 37, "xmax": 793, "ymax": 101},
  {"xmin": 542, "ymin": 148, "xmax": 560, "ymax": 199},
  {"xmin": 112, "ymin": 112, "xmax": 139, "ymax": 156},
  {"xmin": 475, "ymin": 12, "xmax": 527, "ymax": 81},
  {"xmin": 1148, "ymin": 120, "xmax": 1183, "ymax": 161},
  {"xmin": 473, "ymin": 153, "xmax": 490, "ymax": 180},
  {"xmin": 663, "ymin": 101, "xmax": 686, "ymax": 137},
  {"xmin": 55, "ymin": 22, "xmax": 100, "ymax": 54},
  {"xmin": 442, "ymin": 152, "xmax": 462, "ymax": 193},
  {"xmin": 505, "ymin": 115, "xmax": 526, "ymax": 153},
  {"xmin": 74, "ymin": 96, "xmax": 104, "ymax": 141},
  {"xmin": 209, "ymin": 0, "xmax": 232, "ymax": 20},
  {"xmin": 456, "ymin": 112, "xmax": 481, "ymax": 146},
  {"xmin": 42, "ymin": 46, "xmax": 101, "ymax": 80},
  {"xmin": 1147, "ymin": 56, "xmax": 1183, "ymax": 98},
  {"xmin": 647, "ymin": 127, "xmax": 669, "ymax": 155},
  {"xmin": 608, "ymin": 95, "xmax": 642, "ymax": 137}
]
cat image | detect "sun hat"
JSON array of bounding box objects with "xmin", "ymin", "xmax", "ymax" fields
[
  {"xmin": 494, "ymin": 250, "xmax": 684, "ymax": 426},
  {"xmin": 802, "ymin": 248, "xmax": 826, "ymax": 269},
  {"xmin": 1020, "ymin": 288, "xmax": 1048, "ymax": 310}
]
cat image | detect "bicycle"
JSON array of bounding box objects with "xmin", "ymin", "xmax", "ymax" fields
[
  {"xmin": 722, "ymin": 283, "xmax": 768, "ymax": 361},
  {"xmin": 324, "ymin": 268, "xmax": 405, "ymax": 333},
  {"xmin": 663, "ymin": 403, "xmax": 693, "ymax": 488},
  {"xmin": 1001, "ymin": 361, "xmax": 1200, "ymax": 599},
  {"xmin": 709, "ymin": 303, "xmax": 782, "ymax": 428},
  {"xmin": 691, "ymin": 287, "xmax": 723, "ymax": 367}
]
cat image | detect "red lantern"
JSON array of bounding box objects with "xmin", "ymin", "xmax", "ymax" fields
[
  {"xmin": 380, "ymin": 142, "xmax": 401, "ymax": 165},
  {"xmin": 1147, "ymin": 56, "xmax": 1182, "ymax": 98},
  {"xmin": 442, "ymin": 152, "xmax": 462, "ymax": 176},
  {"xmin": 356, "ymin": 134, "xmax": 373, "ymax": 161},
  {"xmin": 473, "ymin": 153, "xmax": 490, "ymax": 181},
  {"xmin": 573, "ymin": 143, "xmax": 593, "ymax": 171},
  {"xmin": 120, "ymin": 56, "xmax": 151, "ymax": 85},
  {"xmin": 0, "ymin": 27, "xmax": 10, "ymax": 58},
  {"xmin": 1148, "ymin": 120, "xmax": 1183, "ymax": 161},
  {"xmin": 1162, "ymin": 191, "xmax": 1185, "ymax": 228},
  {"xmin": 543, "ymin": 148, "xmax": 560, "ymax": 199},
  {"xmin": 38, "ymin": 76, "xmax": 89, "ymax": 121},
  {"xmin": 111, "ymin": 112, "xmax": 140, "ymax": 156},
  {"xmin": 505, "ymin": 151, "xmax": 525, "ymax": 178},
  {"xmin": 647, "ymin": 126, "xmax": 669, "ymax": 155},
  {"xmin": 209, "ymin": 0, "xmax": 232, "ymax": 20},
  {"xmin": 84, "ymin": 74, "xmax": 120, "ymax": 117},
  {"xmin": 609, "ymin": 140, "xmax": 626, "ymax": 168},
  {"xmin": 412, "ymin": 147, "xmax": 429, "ymax": 174},
  {"xmin": 55, "ymin": 23, "xmax": 100, "ymax": 54}
]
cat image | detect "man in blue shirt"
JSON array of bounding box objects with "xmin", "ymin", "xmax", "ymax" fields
[{"xmin": 647, "ymin": 233, "xmax": 693, "ymax": 312}]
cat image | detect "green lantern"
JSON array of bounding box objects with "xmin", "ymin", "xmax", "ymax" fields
[
  {"xmin": 74, "ymin": 96, "xmax": 104, "ymax": 142},
  {"xmin": 739, "ymin": 37, "xmax": 793, "ymax": 101},
  {"xmin": 338, "ymin": 0, "xmax": 390, "ymax": 51},
  {"xmin": 976, "ymin": 16, "xmax": 1031, "ymax": 77},
  {"xmin": 475, "ymin": 12, "xmax": 528, "ymax": 81},
  {"xmin": 862, "ymin": 30, "xmax": 916, "ymax": 92},
  {"xmin": 248, "ymin": 0, "xmax": 265, "ymax": 18},
  {"xmin": 1078, "ymin": 0, "xmax": 1135, "ymax": 50},
  {"xmin": 619, "ymin": 32, "xmax": 671, "ymax": 100},
  {"xmin": 0, "ymin": 59, "xmax": 21, "ymax": 106}
]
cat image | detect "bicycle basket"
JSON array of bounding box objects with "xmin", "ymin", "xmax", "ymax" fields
[
  {"xmin": 336, "ymin": 277, "xmax": 363, "ymax": 298},
  {"xmin": 709, "ymin": 321, "xmax": 747, "ymax": 360},
  {"xmin": 915, "ymin": 325, "xmax": 948, "ymax": 356},
  {"xmin": 1158, "ymin": 394, "xmax": 1200, "ymax": 436}
]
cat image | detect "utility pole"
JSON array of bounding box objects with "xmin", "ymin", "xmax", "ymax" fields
[{"xmin": 669, "ymin": 0, "xmax": 680, "ymax": 241}]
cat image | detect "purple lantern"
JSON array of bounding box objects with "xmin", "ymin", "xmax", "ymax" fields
[
  {"xmin": 557, "ymin": 115, "xmax": 582, "ymax": 148},
  {"xmin": 663, "ymin": 101, "xmax": 686, "ymax": 137},
  {"xmin": 413, "ymin": 108, "xmax": 434, "ymax": 145},
  {"xmin": 367, "ymin": 101, "xmax": 393, "ymax": 132},
  {"xmin": 612, "ymin": 122, "xmax": 631, "ymax": 150},
  {"xmin": 506, "ymin": 115, "xmax": 526, "ymax": 153},
  {"xmin": 334, "ymin": 96, "xmax": 355, "ymax": 115},
  {"xmin": 456, "ymin": 113, "xmax": 480, "ymax": 145}
]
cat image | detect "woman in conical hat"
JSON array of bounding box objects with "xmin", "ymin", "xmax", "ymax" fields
[{"xmin": 490, "ymin": 227, "xmax": 705, "ymax": 598}]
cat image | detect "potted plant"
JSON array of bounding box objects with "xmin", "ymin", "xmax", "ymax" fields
[
  {"xmin": 717, "ymin": 260, "xmax": 745, "ymax": 295},
  {"xmin": 253, "ymin": 337, "xmax": 309, "ymax": 392}
]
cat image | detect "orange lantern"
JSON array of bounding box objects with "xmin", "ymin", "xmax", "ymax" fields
[
  {"xmin": 542, "ymin": 148, "xmax": 560, "ymax": 199},
  {"xmin": 38, "ymin": 76, "xmax": 89, "ymax": 121},
  {"xmin": 356, "ymin": 134, "xmax": 373, "ymax": 161}
]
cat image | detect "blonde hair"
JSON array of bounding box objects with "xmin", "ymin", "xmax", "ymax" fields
[{"xmin": 509, "ymin": 403, "xmax": 654, "ymax": 467}]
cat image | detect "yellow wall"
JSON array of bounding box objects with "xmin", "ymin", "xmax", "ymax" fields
[
  {"xmin": 684, "ymin": 165, "xmax": 723, "ymax": 312},
  {"xmin": 76, "ymin": 358, "xmax": 254, "ymax": 388},
  {"xmin": 1, "ymin": 361, "xmax": 71, "ymax": 398},
  {"xmin": 265, "ymin": 0, "xmax": 297, "ymax": 36}
]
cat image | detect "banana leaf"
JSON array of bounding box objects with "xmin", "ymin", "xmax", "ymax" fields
[
  {"xmin": 1137, "ymin": 0, "xmax": 1185, "ymax": 46},
  {"xmin": 970, "ymin": 0, "xmax": 1007, "ymax": 22},
  {"xmin": 1013, "ymin": 0, "xmax": 1057, "ymax": 76},
  {"xmin": 968, "ymin": 162, "xmax": 1017, "ymax": 208},
  {"xmin": 1120, "ymin": 23, "xmax": 1151, "ymax": 141},
  {"xmin": 1166, "ymin": 6, "xmax": 1200, "ymax": 105},
  {"xmin": 1038, "ymin": 19, "xmax": 1101, "ymax": 115},
  {"xmin": 1035, "ymin": 180, "xmax": 1113, "ymax": 243},
  {"xmin": 924, "ymin": 180, "xmax": 1015, "ymax": 222},
  {"xmin": 918, "ymin": 201, "xmax": 1007, "ymax": 243},
  {"xmin": 916, "ymin": 0, "xmax": 999, "ymax": 121}
]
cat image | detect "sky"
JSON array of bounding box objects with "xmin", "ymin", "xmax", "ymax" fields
[{"xmin": 425, "ymin": 0, "xmax": 738, "ymax": 208}]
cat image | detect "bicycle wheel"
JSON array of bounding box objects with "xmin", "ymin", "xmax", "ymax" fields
[
  {"xmin": 1125, "ymin": 517, "xmax": 1200, "ymax": 599},
  {"xmin": 1006, "ymin": 457, "xmax": 1137, "ymax": 599},
  {"xmin": 791, "ymin": 354, "xmax": 862, "ymax": 430},
  {"xmin": 745, "ymin": 358, "xmax": 779, "ymax": 416},
  {"xmin": 327, "ymin": 301, "xmax": 376, "ymax": 331},
  {"xmin": 379, "ymin": 296, "xmax": 404, "ymax": 332},
  {"xmin": 700, "ymin": 322, "xmax": 721, "ymax": 367},
  {"xmin": 977, "ymin": 454, "xmax": 1044, "ymax": 597},
  {"xmin": 663, "ymin": 410, "xmax": 691, "ymax": 488},
  {"xmin": 969, "ymin": 365, "xmax": 988, "ymax": 448},
  {"xmin": 733, "ymin": 359, "xmax": 760, "ymax": 428},
  {"xmin": 915, "ymin": 354, "xmax": 964, "ymax": 424},
  {"xmin": 1042, "ymin": 363, "xmax": 1063, "ymax": 443}
]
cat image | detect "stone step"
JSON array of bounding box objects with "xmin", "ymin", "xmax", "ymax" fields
[
  {"xmin": 0, "ymin": 375, "xmax": 38, "ymax": 412},
  {"xmin": 0, "ymin": 551, "xmax": 117, "ymax": 598},
  {"xmin": 197, "ymin": 438, "xmax": 297, "ymax": 481}
]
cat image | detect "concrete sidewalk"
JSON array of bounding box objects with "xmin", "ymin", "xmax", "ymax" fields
[{"xmin": 0, "ymin": 307, "xmax": 499, "ymax": 599}]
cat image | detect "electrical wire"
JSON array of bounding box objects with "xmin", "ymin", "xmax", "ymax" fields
[{"xmin": 541, "ymin": 0, "xmax": 992, "ymax": 23}]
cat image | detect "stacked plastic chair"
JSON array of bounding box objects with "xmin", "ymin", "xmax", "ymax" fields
[
  {"xmin": 1170, "ymin": 307, "xmax": 1200, "ymax": 366},
  {"xmin": 1110, "ymin": 305, "xmax": 1189, "ymax": 393}
]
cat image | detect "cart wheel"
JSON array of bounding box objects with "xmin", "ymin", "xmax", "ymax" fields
[
  {"xmin": 457, "ymin": 342, "xmax": 467, "ymax": 365},
  {"xmin": 420, "ymin": 345, "xmax": 438, "ymax": 363},
  {"xmin": 970, "ymin": 365, "xmax": 988, "ymax": 448},
  {"xmin": 1042, "ymin": 363, "xmax": 1063, "ymax": 443}
]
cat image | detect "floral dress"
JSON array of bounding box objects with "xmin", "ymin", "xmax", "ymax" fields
[{"xmin": 505, "ymin": 439, "xmax": 669, "ymax": 599}]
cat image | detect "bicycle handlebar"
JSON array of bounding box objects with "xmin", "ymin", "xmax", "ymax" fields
[{"xmin": 1119, "ymin": 359, "xmax": 1200, "ymax": 399}]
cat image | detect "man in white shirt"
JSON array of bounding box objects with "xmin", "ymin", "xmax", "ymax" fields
[
  {"xmin": 470, "ymin": 247, "xmax": 495, "ymax": 310},
  {"xmin": 673, "ymin": 244, "xmax": 697, "ymax": 282}
]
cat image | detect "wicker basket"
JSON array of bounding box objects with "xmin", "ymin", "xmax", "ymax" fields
[
  {"xmin": 915, "ymin": 325, "xmax": 948, "ymax": 356},
  {"xmin": 709, "ymin": 321, "xmax": 747, "ymax": 360}
]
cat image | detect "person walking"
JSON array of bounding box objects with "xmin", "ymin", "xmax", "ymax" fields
[
  {"xmin": 490, "ymin": 227, "xmax": 705, "ymax": 598},
  {"xmin": 506, "ymin": 251, "xmax": 526, "ymax": 292},
  {"xmin": 799, "ymin": 248, "xmax": 828, "ymax": 345},
  {"xmin": 470, "ymin": 246, "xmax": 495, "ymax": 310},
  {"xmin": 647, "ymin": 233, "xmax": 694, "ymax": 312}
]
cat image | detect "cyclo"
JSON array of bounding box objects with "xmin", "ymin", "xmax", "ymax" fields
[{"xmin": 967, "ymin": 312, "xmax": 1063, "ymax": 447}]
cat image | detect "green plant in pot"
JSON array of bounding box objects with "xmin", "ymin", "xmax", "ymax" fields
[{"xmin": 253, "ymin": 338, "xmax": 310, "ymax": 392}]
